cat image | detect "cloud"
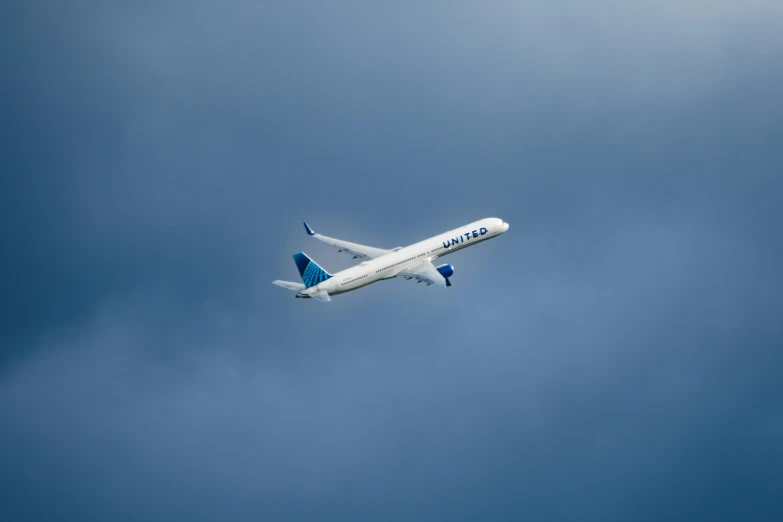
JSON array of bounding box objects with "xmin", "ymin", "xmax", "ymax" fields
[{"xmin": 1, "ymin": 1, "xmax": 782, "ymax": 520}]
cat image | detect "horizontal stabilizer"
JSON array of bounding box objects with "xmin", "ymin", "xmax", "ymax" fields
[
  {"xmin": 313, "ymin": 292, "xmax": 331, "ymax": 303},
  {"xmin": 272, "ymin": 280, "xmax": 306, "ymax": 292}
]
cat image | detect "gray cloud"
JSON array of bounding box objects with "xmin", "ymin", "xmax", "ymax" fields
[{"xmin": 1, "ymin": 1, "xmax": 782, "ymax": 521}]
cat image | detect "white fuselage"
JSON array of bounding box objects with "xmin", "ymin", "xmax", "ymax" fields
[{"xmin": 299, "ymin": 217, "xmax": 510, "ymax": 297}]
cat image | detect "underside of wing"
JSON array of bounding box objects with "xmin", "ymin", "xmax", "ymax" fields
[
  {"xmin": 303, "ymin": 222, "xmax": 391, "ymax": 259},
  {"xmin": 397, "ymin": 261, "xmax": 451, "ymax": 287}
]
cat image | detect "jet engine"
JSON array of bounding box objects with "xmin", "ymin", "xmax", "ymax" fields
[{"xmin": 436, "ymin": 264, "xmax": 454, "ymax": 279}]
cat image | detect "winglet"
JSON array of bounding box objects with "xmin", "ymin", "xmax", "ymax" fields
[{"xmin": 303, "ymin": 222, "xmax": 315, "ymax": 236}]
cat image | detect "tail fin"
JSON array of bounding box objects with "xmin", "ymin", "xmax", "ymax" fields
[{"xmin": 293, "ymin": 252, "xmax": 332, "ymax": 288}]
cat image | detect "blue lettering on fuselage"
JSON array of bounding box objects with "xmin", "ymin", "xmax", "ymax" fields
[{"xmin": 442, "ymin": 227, "xmax": 488, "ymax": 249}]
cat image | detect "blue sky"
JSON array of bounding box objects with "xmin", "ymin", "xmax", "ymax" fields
[{"xmin": 1, "ymin": 2, "xmax": 782, "ymax": 521}]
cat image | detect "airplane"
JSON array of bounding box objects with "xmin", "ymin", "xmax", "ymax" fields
[{"xmin": 272, "ymin": 218, "xmax": 510, "ymax": 302}]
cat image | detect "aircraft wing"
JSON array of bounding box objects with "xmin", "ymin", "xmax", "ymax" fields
[
  {"xmin": 303, "ymin": 222, "xmax": 392, "ymax": 259},
  {"xmin": 397, "ymin": 261, "xmax": 450, "ymax": 287}
]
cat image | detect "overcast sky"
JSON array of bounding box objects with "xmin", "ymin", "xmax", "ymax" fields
[{"xmin": 1, "ymin": 1, "xmax": 782, "ymax": 521}]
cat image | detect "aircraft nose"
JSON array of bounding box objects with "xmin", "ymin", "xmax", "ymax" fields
[{"xmin": 500, "ymin": 221, "xmax": 509, "ymax": 232}]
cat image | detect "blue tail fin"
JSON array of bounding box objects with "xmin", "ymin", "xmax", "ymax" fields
[{"xmin": 293, "ymin": 252, "xmax": 332, "ymax": 288}]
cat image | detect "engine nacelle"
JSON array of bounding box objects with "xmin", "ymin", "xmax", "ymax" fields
[{"xmin": 436, "ymin": 263, "xmax": 454, "ymax": 279}]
